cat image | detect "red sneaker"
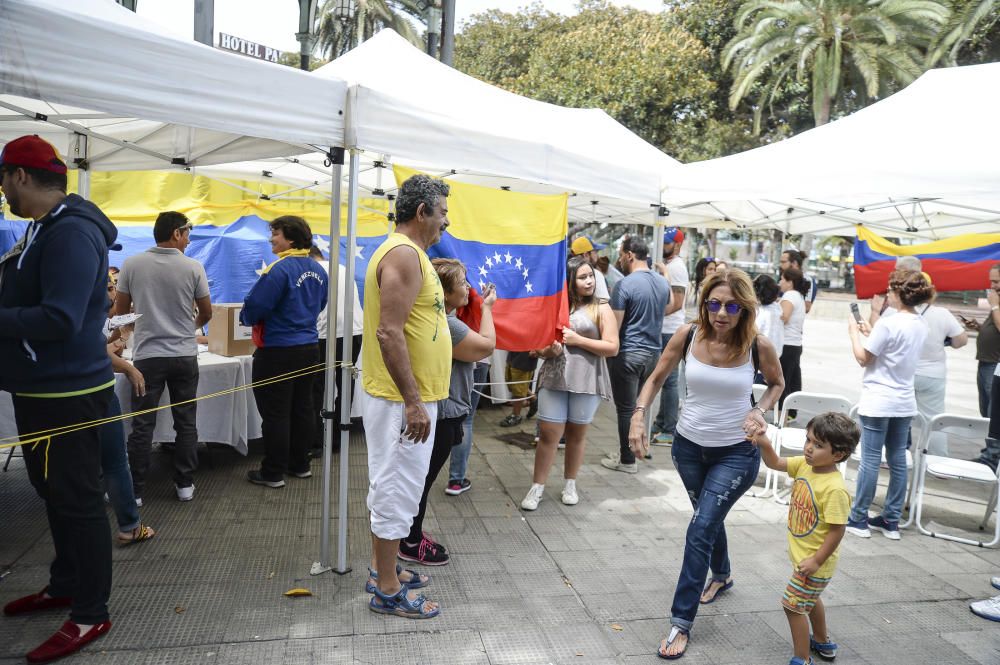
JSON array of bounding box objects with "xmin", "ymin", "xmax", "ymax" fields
[
  {"xmin": 26, "ymin": 620, "xmax": 111, "ymax": 663},
  {"xmin": 3, "ymin": 589, "xmax": 72, "ymax": 616}
]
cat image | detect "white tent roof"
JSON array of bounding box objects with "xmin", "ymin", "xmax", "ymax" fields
[
  {"xmin": 0, "ymin": 0, "xmax": 347, "ymax": 170},
  {"xmin": 663, "ymin": 63, "xmax": 1000, "ymax": 238},
  {"xmin": 312, "ymin": 30, "xmax": 678, "ymax": 205}
]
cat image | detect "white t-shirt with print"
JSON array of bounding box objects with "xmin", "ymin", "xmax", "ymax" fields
[
  {"xmin": 781, "ymin": 290, "xmax": 806, "ymax": 346},
  {"xmin": 858, "ymin": 311, "xmax": 928, "ymax": 417},
  {"xmin": 661, "ymin": 257, "xmax": 690, "ymax": 335}
]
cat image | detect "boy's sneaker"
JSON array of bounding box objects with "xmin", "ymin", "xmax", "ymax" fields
[
  {"xmin": 521, "ymin": 484, "xmax": 544, "ymax": 510},
  {"xmin": 810, "ymin": 634, "xmax": 838, "ymax": 661},
  {"xmin": 561, "ymin": 483, "xmax": 579, "ymax": 506},
  {"xmin": 845, "ymin": 517, "xmax": 871, "ymax": 538},
  {"xmin": 175, "ymin": 484, "xmax": 195, "ymax": 502},
  {"xmin": 868, "ymin": 515, "xmax": 900, "ymax": 540},
  {"xmin": 398, "ymin": 536, "xmax": 449, "ymax": 566},
  {"xmin": 499, "ymin": 414, "xmax": 522, "ymax": 427},
  {"xmin": 970, "ymin": 595, "xmax": 1000, "ymax": 622},
  {"xmin": 600, "ymin": 455, "xmax": 638, "ymax": 474},
  {"xmin": 445, "ymin": 479, "xmax": 472, "ymax": 496}
]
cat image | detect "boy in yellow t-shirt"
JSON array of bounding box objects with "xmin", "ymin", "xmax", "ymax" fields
[{"xmin": 753, "ymin": 412, "xmax": 860, "ymax": 665}]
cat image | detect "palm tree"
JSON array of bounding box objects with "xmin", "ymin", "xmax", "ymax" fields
[
  {"xmin": 723, "ymin": 0, "xmax": 950, "ymax": 131},
  {"xmin": 315, "ymin": 0, "xmax": 427, "ymax": 59},
  {"xmin": 928, "ymin": 0, "xmax": 999, "ymax": 64}
]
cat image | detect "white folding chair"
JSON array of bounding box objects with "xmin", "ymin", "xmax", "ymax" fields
[
  {"xmin": 774, "ymin": 391, "xmax": 854, "ymax": 504},
  {"xmin": 912, "ymin": 413, "xmax": 997, "ymax": 547},
  {"xmin": 748, "ymin": 384, "xmax": 780, "ymax": 498}
]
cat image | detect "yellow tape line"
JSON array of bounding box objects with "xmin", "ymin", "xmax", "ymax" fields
[{"xmin": 0, "ymin": 361, "xmax": 354, "ymax": 451}]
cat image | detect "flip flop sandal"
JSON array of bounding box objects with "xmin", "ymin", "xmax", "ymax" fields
[
  {"xmin": 117, "ymin": 524, "xmax": 155, "ymax": 547},
  {"xmin": 365, "ymin": 564, "xmax": 430, "ymax": 594},
  {"xmin": 699, "ymin": 578, "xmax": 734, "ymax": 604},
  {"xmin": 657, "ymin": 626, "xmax": 689, "ymax": 660},
  {"xmin": 809, "ymin": 635, "xmax": 838, "ymax": 661},
  {"xmin": 368, "ymin": 583, "xmax": 439, "ymax": 619}
]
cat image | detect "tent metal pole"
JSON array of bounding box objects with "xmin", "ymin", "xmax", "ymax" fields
[
  {"xmin": 336, "ymin": 149, "xmax": 362, "ymax": 574},
  {"xmin": 312, "ymin": 150, "xmax": 344, "ymax": 576},
  {"xmin": 74, "ymin": 133, "xmax": 90, "ymax": 199}
]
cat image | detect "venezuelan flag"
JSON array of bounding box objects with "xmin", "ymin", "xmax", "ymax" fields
[
  {"xmin": 394, "ymin": 167, "xmax": 569, "ymax": 351},
  {"xmin": 853, "ymin": 226, "xmax": 1000, "ymax": 298}
]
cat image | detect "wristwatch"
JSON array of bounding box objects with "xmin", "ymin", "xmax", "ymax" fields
[{"xmin": 752, "ymin": 405, "xmax": 767, "ymax": 416}]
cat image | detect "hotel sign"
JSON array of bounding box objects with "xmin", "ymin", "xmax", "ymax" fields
[{"xmin": 218, "ymin": 33, "xmax": 282, "ymax": 63}]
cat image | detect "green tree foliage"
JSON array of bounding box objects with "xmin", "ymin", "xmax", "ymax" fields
[
  {"xmin": 456, "ymin": 1, "xmax": 720, "ymax": 162},
  {"xmin": 315, "ymin": 0, "xmax": 426, "ymax": 59},
  {"xmin": 723, "ymin": 0, "xmax": 950, "ymax": 131},
  {"xmin": 930, "ymin": 0, "xmax": 1000, "ymax": 63}
]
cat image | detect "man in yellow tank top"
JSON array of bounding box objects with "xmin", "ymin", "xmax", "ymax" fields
[{"xmin": 362, "ymin": 174, "xmax": 452, "ymax": 619}]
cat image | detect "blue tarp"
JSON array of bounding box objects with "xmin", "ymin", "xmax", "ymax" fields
[{"xmin": 0, "ymin": 214, "xmax": 387, "ymax": 305}]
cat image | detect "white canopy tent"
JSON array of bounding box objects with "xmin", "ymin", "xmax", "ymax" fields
[
  {"xmin": 662, "ymin": 63, "xmax": 1000, "ymax": 239},
  {"xmin": 0, "ymin": 0, "xmax": 353, "ymax": 576}
]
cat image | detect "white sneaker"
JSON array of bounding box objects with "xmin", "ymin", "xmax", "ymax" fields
[
  {"xmin": 600, "ymin": 456, "xmax": 638, "ymax": 474},
  {"xmin": 992, "ymin": 577, "xmax": 1000, "ymax": 591},
  {"xmin": 521, "ymin": 484, "xmax": 544, "ymax": 511},
  {"xmin": 561, "ymin": 482, "xmax": 579, "ymax": 506},
  {"xmin": 135, "ymin": 497, "xmax": 143, "ymax": 507},
  {"xmin": 175, "ymin": 484, "xmax": 195, "ymax": 502},
  {"xmin": 970, "ymin": 594, "xmax": 1000, "ymax": 622}
]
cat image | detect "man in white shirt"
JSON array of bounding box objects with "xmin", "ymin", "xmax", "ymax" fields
[
  {"xmin": 570, "ymin": 235, "xmax": 610, "ymax": 303},
  {"xmin": 652, "ymin": 227, "xmax": 688, "ymax": 445},
  {"xmin": 309, "ymin": 246, "xmax": 364, "ymax": 456}
]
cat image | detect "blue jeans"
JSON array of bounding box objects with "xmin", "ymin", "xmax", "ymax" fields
[
  {"xmin": 978, "ymin": 362, "xmax": 997, "ymax": 418},
  {"xmin": 850, "ymin": 415, "xmax": 911, "ymax": 523},
  {"xmin": 450, "ymin": 362, "xmax": 489, "ymax": 483},
  {"xmin": 100, "ymin": 394, "xmax": 140, "ymax": 532},
  {"xmin": 653, "ymin": 333, "xmax": 679, "ymax": 435},
  {"xmin": 609, "ymin": 349, "xmax": 658, "ymax": 464},
  {"xmin": 669, "ymin": 434, "xmax": 760, "ymax": 631}
]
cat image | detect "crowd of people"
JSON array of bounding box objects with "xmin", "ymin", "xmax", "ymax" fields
[{"xmin": 1, "ymin": 134, "xmax": 997, "ymax": 663}]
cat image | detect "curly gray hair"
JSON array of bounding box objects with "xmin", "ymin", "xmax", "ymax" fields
[{"xmin": 395, "ymin": 174, "xmax": 450, "ymax": 224}]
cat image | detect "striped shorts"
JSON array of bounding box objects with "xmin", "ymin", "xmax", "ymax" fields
[{"xmin": 781, "ymin": 569, "xmax": 831, "ymax": 615}]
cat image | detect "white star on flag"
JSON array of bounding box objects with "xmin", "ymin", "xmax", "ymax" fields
[
  {"xmin": 479, "ymin": 265, "xmax": 488, "ymax": 277},
  {"xmin": 514, "ymin": 257, "xmax": 522, "ymax": 269},
  {"xmin": 493, "ymin": 251, "xmax": 501, "ymax": 263},
  {"xmin": 522, "ymin": 267, "xmax": 529, "ymax": 278},
  {"xmin": 354, "ymin": 245, "xmax": 365, "ymax": 261},
  {"xmin": 504, "ymin": 251, "xmax": 512, "ymax": 264},
  {"xmin": 479, "ymin": 280, "xmax": 486, "ymax": 290},
  {"xmin": 255, "ymin": 260, "xmax": 268, "ymax": 276},
  {"xmin": 525, "ymin": 282, "xmax": 533, "ymax": 293},
  {"xmin": 314, "ymin": 236, "xmax": 330, "ymax": 254},
  {"xmin": 486, "ymin": 257, "xmax": 494, "ymax": 268}
]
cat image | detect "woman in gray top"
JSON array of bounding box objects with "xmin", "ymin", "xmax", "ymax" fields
[
  {"xmin": 394, "ymin": 259, "xmax": 497, "ymax": 567},
  {"xmin": 521, "ymin": 256, "xmax": 619, "ymax": 510}
]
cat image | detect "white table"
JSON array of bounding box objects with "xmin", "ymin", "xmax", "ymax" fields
[{"xmin": 0, "ymin": 352, "xmax": 262, "ymax": 456}]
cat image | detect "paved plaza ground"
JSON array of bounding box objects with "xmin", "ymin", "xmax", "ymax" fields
[{"xmin": 2, "ymin": 312, "xmax": 999, "ymax": 665}]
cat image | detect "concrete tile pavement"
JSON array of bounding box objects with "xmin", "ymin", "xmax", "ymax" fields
[{"xmin": 1, "ymin": 311, "xmax": 997, "ymax": 664}]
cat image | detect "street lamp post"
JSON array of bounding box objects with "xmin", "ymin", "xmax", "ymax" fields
[{"xmin": 296, "ymin": 0, "xmax": 317, "ymax": 71}]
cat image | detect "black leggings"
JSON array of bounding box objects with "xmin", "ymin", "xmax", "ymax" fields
[
  {"xmin": 407, "ymin": 416, "xmax": 465, "ymax": 543},
  {"xmin": 779, "ymin": 344, "xmax": 803, "ymax": 409}
]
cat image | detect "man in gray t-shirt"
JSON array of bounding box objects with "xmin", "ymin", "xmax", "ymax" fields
[
  {"xmin": 603, "ymin": 236, "xmax": 669, "ymax": 472},
  {"xmin": 115, "ymin": 212, "xmax": 212, "ymax": 502}
]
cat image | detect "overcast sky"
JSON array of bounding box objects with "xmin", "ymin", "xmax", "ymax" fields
[{"xmin": 136, "ymin": 0, "xmax": 666, "ymax": 54}]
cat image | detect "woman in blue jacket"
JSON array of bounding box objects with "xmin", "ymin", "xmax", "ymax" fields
[{"xmin": 241, "ymin": 216, "xmax": 327, "ymax": 488}]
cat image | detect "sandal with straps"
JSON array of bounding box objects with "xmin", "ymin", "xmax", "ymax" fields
[
  {"xmin": 365, "ymin": 564, "xmax": 430, "ymax": 594},
  {"xmin": 368, "ymin": 583, "xmax": 440, "ymax": 619},
  {"xmin": 117, "ymin": 523, "xmax": 156, "ymax": 547},
  {"xmin": 657, "ymin": 626, "xmax": 689, "ymax": 660}
]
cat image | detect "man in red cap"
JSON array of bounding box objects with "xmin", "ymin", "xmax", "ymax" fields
[{"xmin": 0, "ymin": 135, "xmax": 118, "ymax": 662}]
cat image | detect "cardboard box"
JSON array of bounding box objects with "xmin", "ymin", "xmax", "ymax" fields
[{"xmin": 207, "ymin": 303, "xmax": 256, "ymax": 357}]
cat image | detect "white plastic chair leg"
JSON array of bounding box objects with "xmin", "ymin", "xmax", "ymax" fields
[{"xmin": 982, "ymin": 484, "xmax": 999, "ymax": 532}]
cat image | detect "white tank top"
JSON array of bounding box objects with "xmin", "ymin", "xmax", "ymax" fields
[{"xmin": 675, "ymin": 343, "xmax": 755, "ymax": 447}]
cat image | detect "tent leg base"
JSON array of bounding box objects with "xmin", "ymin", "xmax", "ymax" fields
[{"xmin": 333, "ymin": 566, "xmax": 352, "ymax": 576}]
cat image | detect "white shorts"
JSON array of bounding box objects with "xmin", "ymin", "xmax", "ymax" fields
[{"xmin": 362, "ymin": 391, "xmax": 438, "ymax": 540}]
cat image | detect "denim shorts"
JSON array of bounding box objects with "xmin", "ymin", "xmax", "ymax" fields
[{"xmin": 536, "ymin": 388, "xmax": 601, "ymax": 425}]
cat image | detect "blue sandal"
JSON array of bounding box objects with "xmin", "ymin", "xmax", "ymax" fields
[
  {"xmin": 364, "ymin": 564, "xmax": 430, "ymax": 594},
  {"xmin": 789, "ymin": 658, "xmax": 814, "ymax": 665},
  {"xmin": 657, "ymin": 626, "xmax": 689, "ymax": 660},
  {"xmin": 699, "ymin": 578, "xmax": 734, "ymax": 604},
  {"xmin": 810, "ymin": 635, "xmax": 837, "ymax": 661},
  {"xmin": 368, "ymin": 583, "xmax": 440, "ymax": 619}
]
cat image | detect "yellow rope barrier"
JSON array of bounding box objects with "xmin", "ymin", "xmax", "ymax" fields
[{"xmin": 0, "ymin": 361, "xmax": 356, "ymax": 451}]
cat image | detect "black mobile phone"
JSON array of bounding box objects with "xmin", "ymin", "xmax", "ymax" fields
[{"xmin": 850, "ymin": 302, "xmax": 863, "ymax": 324}]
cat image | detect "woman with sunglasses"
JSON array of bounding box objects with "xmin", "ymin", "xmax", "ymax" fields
[{"xmin": 628, "ymin": 270, "xmax": 784, "ymax": 660}]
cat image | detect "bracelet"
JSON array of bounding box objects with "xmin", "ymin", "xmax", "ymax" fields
[
  {"xmin": 634, "ymin": 405, "xmax": 647, "ymax": 413},
  {"xmin": 752, "ymin": 405, "xmax": 766, "ymax": 416}
]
